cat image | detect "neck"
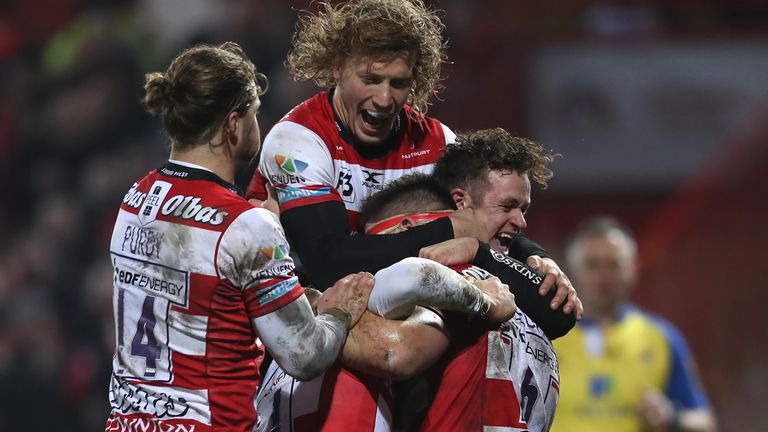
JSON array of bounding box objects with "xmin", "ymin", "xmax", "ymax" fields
[
  {"xmin": 169, "ymin": 139, "xmax": 236, "ymax": 184},
  {"xmin": 584, "ymin": 302, "xmax": 623, "ymax": 327}
]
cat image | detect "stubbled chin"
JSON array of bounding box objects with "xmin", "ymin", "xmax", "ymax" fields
[{"xmin": 490, "ymin": 238, "xmax": 509, "ymax": 255}]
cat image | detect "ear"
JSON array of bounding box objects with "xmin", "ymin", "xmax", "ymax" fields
[
  {"xmin": 332, "ymin": 60, "xmax": 344, "ymax": 82},
  {"xmin": 451, "ymin": 188, "xmax": 471, "ymax": 209},
  {"xmin": 224, "ymin": 111, "xmax": 240, "ymax": 142},
  {"xmin": 399, "ymin": 216, "xmax": 417, "ymax": 231}
]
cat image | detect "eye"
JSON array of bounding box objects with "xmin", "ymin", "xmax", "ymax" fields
[
  {"xmin": 391, "ymin": 79, "xmax": 412, "ymax": 89},
  {"xmin": 362, "ymin": 76, "xmax": 380, "ymax": 85}
]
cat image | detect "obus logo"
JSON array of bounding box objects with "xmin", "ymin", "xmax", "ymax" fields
[
  {"xmin": 160, "ymin": 195, "xmax": 228, "ymax": 225},
  {"xmin": 123, "ymin": 187, "xmax": 228, "ymax": 225}
]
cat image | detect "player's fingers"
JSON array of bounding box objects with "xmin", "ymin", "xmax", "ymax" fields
[
  {"xmin": 526, "ymin": 255, "xmax": 542, "ymax": 271},
  {"xmin": 538, "ymin": 272, "xmax": 556, "ymax": 298},
  {"xmin": 548, "ymin": 276, "xmax": 568, "ymax": 310}
]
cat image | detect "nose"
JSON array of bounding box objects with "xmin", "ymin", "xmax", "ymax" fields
[
  {"xmin": 508, "ymin": 209, "xmax": 527, "ymax": 232},
  {"xmin": 372, "ymin": 84, "xmax": 393, "ymax": 110}
]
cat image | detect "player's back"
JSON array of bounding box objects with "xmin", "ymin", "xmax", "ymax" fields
[
  {"xmin": 420, "ymin": 265, "xmax": 560, "ymax": 432},
  {"xmin": 106, "ymin": 161, "xmax": 303, "ymax": 432}
]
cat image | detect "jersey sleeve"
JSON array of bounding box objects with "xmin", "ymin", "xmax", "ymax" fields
[
  {"xmin": 258, "ymin": 121, "xmax": 341, "ymax": 213},
  {"xmin": 657, "ymin": 319, "xmax": 711, "ymax": 410},
  {"xmin": 441, "ymin": 123, "xmax": 456, "ymax": 145},
  {"xmin": 217, "ymin": 207, "xmax": 303, "ymax": 318}
]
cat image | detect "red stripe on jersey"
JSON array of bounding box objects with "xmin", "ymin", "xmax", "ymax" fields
[
  {"xmin": 246, "ymin": 277, "xmax": 304, "ymax": 317},
  {"xmin": 246, "ymin": 168, "xmax": 269, "ymax": 201}
]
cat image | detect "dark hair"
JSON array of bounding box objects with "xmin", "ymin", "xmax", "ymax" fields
[
  {"xmin": 287, "ymin": 0, "xmax": 446, "ymax": 114},
  {"xmin": 359, "ymin": 173, "xmax": 455, "ymax": 230},
  {"xmin": 143, "ymin": 41, "xmax": 268, "ymax": 149},
  {"xmin": 433, "ymin": 128, "xmax": 557, "ymax": 203}
]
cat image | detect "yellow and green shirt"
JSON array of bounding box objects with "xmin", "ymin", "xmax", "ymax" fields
[{"xmin": 551, "ymin": 305, "xmax": 709, "ymax": 432}]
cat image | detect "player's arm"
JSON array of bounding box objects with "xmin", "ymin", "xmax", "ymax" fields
[
  {"xmin": 253, "ymin": 273, "xmax": 372, "ymax": 381},
  {"xmin": 218, "ymin": 207, "xmax": 371, "ymax": 381},
  {"xmin": 341, "ymin": 307, "xmax": 450, "ymax": 381},
  {"xmin": 420, "ymin": 238, "xmax": 576, "ymax": 339},
  {"xmin": 256, "ymin": 122, "xmax": 487, "ymax": 291},
  {"xmin": 369, "ymin": 257, "xmax": 516, "ymax": 322}
]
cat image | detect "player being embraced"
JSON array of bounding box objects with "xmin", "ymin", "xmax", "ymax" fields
[
  {"xmin": 104, "ymin": 42, "xmax": 370, "ymax": 432},
  {"xmin": 360, "ymin": 172, "xmax": 560, "ymax": 432},
  {"xmin": 255, "ymin": 252, "xmax": 516, "ymax": 431}
]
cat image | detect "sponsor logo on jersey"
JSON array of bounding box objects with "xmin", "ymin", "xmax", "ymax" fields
[
  {"xmin": 257, "ymin": 276, "xmax": 299, "ymax": 305},
  {"xmin": 361, "ymin": 169, "xmax": 385, "ymax": 193},
  {"xmin": 274, "ymin": 185, "xmax": 333, "ymax": 204},
  {"xmin": 138, "ymin": 181, "xmax": 173, "ymax": 225},
  {"xmin": 260, "ymin": 244, "xmax": 289, "ymax": 261},
  {"xmin": 122, "ymin": 225, "xmax": 164, "ymax": 259},
  {"xmin": 160, "ymin": 195, "xmax": 228, "ymax": 226},
  {"xmin": 589, "ymin": 374, "xmax": 614, "ymax": 398},
  {"xmin": 109, "ymin": 376, "xmax": 193, "ymax": 420},
  {"xmin": 401, "ymin": 148, "xmax": 431, "ymax": 159},
  {"xmin": 112, "ymin": 254, "xmax": 189, "ymax": 306},
  {"xmin": 489, "ymin": 250, "xmax": 544, "ymax": 285},
  {"xmin": 123, "ymin": 183, "xmax": 147, "ymax": 209},
  {"xmin": 270, "ymin": 155, "xmax": 309, "ymax": 184},
  {"xmin": 255, "ymin": 263, "xmax": 294, "ymax": 279}
]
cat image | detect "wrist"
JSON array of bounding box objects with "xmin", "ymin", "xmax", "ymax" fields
[{"xmin": 321, "ymin": 307, "xmax": 353, "ymax": 330}]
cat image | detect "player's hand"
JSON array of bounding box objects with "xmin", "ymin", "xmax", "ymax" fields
[
  {"xmin": 317, "ymin": 272, "xmax": 374, "ymax": 328},
  {"xmin": 527, "ymin": 256, "xmax": 583, "ymax": 319},
  {"xmin": 469, "ymin": 276, "xmax": 516, "ymax": 322},
  {"xmin": 448, "ymin": 208, "xmax": 494, "ymax": 243},
  {"xmin": 419, "ymin": 238, "xmax": 479, "ymax": 266},
  {"xmin": 640, "ymin": 389, "xmax": 675, "ymax": 431}
]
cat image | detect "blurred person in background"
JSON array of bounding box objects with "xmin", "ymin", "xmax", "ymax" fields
[
  {"xmin": 104, "ymin": 41, "xmax": 372, "ymax": 432},
  {"xmin": 247, "ymin": 0, "xmax": 577, "ymax": 315},
  {"xmin": 551, "ymin": 216, "xmax": 716, "ymax": 432}
]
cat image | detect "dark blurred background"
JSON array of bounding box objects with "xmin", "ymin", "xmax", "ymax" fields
[{"xmin": 1, "ymin": 0, "xmax": 766, "ymax": 430}]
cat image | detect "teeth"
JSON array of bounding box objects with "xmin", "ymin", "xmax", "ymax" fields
[
  {"xmin": 365, "ymin": 110, "xmax": 388, "ymax": 119},
  {"xmin": 496, "ymin": 232, "xmax": 514, "ymax": 239}
]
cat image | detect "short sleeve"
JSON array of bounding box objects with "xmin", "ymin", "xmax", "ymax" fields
[
  {"xmin": 217, "ymin": 207, "xmax": 303, "ymax": 317},
  {"xmin": 258, "ymin": 121, "xmax": 341, "ymax": 212},
  {"xmin": 657, "ymin": 319, "xmax": 711, "ymax": 410},
  {"xmin": 441, "ymin": 123, "xmax": 456, "ymax": 145}
]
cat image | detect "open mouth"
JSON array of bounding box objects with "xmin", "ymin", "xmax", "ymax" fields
[
  {"xmin": 491, "ymin": 232, "xmax": 517, "ymax": 255},
  {"xmin": 360, "ymin": 109, "xmax": 390, "ymax": 130}
]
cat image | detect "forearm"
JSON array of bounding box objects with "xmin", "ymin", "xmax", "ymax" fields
[
  {"xmin": 254, "ymin": 296, "xmax": 348, "ymax": 381},
  {"xmin": 508, "ymin": 231, "xmax": 549, "ymax": 260},
  {"xmin": 369, "ymin": 257, "xmax": 488, "ymax": 319},
  {"xmin": 341, "ymin": 308, "xmax": 448, "ymax": 381},
  {"xmin": 282, "ymin": 202, "xmax": 454, "ymax": 290},
  {"xmin": 472, "ymin": 242, "xmax": 575, "ymax": 339}
]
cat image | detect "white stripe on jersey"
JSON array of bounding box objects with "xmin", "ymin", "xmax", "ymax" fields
[
  {"xmin": 167, "ymin": 310, "xmax": 208, "ymax": 356},
  {"xmin": 112, "ymin": 208, "xmax": 220, "ymax": 277}
]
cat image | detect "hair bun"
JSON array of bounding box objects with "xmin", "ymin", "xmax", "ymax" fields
[{"xmin": 143, "ymin": 72, "xmax": 174, "ymax": 115}]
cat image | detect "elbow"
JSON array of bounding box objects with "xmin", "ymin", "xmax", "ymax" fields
[
  {"xmin": 382, "ymin": 348, "xmax": 428, "ymax": 381},
  {"xmin": 543, "ymin": 314, "xmax": 577, "ymax": 340},
  {"xmin": 280, "ymin": 358, "xmax": 329, "ymax": 382}
]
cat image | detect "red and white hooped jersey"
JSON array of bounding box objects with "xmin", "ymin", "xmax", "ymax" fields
[
  {"xmin": 256, "ymin": 91, "xmax": 455, "ymax": 232},
  {"xmin": 420, "ymin": 265, "xmax": 560, "ymax": 432},
  {"xmin": 105, "ymin": 160, "xmax": 303, "ymax": 432},
  {"xmin": 255, "ymin": 360, "xmax": 393, "ymax": 431}
]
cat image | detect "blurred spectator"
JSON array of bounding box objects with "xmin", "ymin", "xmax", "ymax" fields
[{"xmin": 551, "ymin": 216, "xmax": 716, "ymax": 432}]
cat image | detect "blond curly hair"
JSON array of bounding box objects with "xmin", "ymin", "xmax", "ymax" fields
[{"xmin": 287, "ymin": 0, "xmax": 446, "ymax": 114}]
